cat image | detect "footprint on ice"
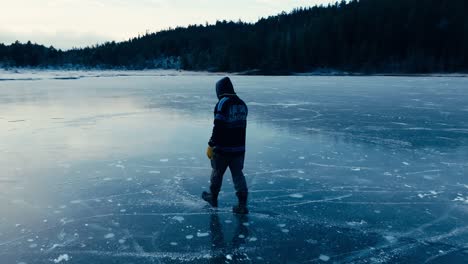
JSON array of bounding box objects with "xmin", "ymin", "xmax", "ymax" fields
[
  {"xmin": 115, "ymin": 164, "xmax": 125, "ymax": 169},
  {"xmin": 299, "ymin": 156, "xmax": 305, "ymax": 160},
  {"xmin": 224, "ymin": 220, "xmax": 232, "ymax": 224},
  {"xmin": 281, "ymin": 229, "xmax": 289, "ymax": 233},
  {"xmin": 104, "ymin": 233, "xmax": 115, "ymax": 239},
  {"xmin": 289, "ymin": 193, "xmax": 303, "ymax": 198},
  {"xmin": 319, "ymin": 254, "xmax": 330, "ymax": 262},
  {"xmin": 118, "ymin": 239, "xmax": 126, "ymax": 244},
  {"xmin": 149, "ymin": 170, "xmax": 160, "ymax": 174},
  {"xmin": 170, "ymin": 242, "xmax": 178, "ymax": 246},
  {"xmin": 160, "ymin": 159, "xmax": 169, "ymax": 162}
]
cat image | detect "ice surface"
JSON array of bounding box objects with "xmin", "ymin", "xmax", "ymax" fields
[{"xmin": 0, "ymin": 73, "xmax": 468, "ymax": 263}]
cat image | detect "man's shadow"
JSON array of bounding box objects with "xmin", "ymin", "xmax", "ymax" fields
[{"xmin": 209, "ymin": 212, "xmax": 250, "ymax": 262}]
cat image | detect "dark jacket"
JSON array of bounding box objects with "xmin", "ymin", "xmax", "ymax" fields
[{"xmin": 209, "ymin": 77, "xmax": 248, "ymax": 154}]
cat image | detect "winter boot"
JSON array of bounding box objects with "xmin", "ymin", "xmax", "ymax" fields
[
  {"xmin": 233, "ymin": 192, "xmax": 249, "ymax": 215},
  {"xmin": 202, "ymin": 191, "xmax": 218, "ymax": 207}
]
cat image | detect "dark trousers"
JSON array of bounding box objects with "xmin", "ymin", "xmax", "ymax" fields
[{"xmin": 210, "ymin": 152, "xmax": 248, "ymax": 195}]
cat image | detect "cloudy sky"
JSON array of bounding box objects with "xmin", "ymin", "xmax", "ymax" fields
[{"xmin": 1, "ymin": 0, "xmax": 336, "ymax": 50}]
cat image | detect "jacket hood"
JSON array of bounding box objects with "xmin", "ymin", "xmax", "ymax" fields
[{"xmin": 216, "ymin": 77, "xmax": 236, "ymax": 99}]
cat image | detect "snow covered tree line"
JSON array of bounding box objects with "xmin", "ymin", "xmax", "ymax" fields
[{"xmin": 0, "ymin": 0, "xmax": 466, "ymax": 73}]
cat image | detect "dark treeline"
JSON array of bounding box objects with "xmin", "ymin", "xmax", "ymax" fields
[{"xmin": 1, "ymin": 0, "xmax": 467, "ymax": 73}]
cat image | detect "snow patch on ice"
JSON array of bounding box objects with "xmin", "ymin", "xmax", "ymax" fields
[
  {"xmin": 141, "ymin": 190, "xmax": 153, "ymax": 195},
  {"xmin": 185, "ymin": 235, "xmax": 194, "ymax": 240},
  {"xmin": 319, "ymin": 254, "xmax": 330, "ymax": 262},
  {"xmin": 104, "ymin": 233, "xmax": 115, "ymax": 239},
  {"xmin": 149, "ymin": 170, "xmax": 161, "ymax": 174},
  {"xmin": 172, "ymin": 216, "xmax": 185, "ymax": 223},
  {"xmin": 346, "ymin": 220, "xmax": 367, "ymax": 227},
  {"xmin": 418, "ymin": 191, "xmax": 441, "ymax": 198},
  {"xmin": 384, "ymin": 235, "xmax": 397, "ymax": 243},
  {"xmin": 197, "ymin": 232, "xmax": 209, "ymax": 237},
  {"xmin": 453, "ymin": 196, "xmax": 468, "ymax": 204},
  {"xmin": 160, "ymin": 159, "xmax": 169, "ymax": 162},
  {"xmin": 53, "ymin": 254, "xmax": 70, "ymax": 263},
  {"xmin": 289, "ymin": 193, "xmax": 304, "ymax": 198}
]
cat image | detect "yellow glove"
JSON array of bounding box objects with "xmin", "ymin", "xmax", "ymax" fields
[{"xmin": 206, "ymin": 146, "xmax": 214, "ymax": 160}]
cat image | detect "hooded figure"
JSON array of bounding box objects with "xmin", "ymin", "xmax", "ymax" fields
[
  {"xmin": 216, "ymin": 76, "xmax": 236, "ymax": 99},
  {"xmin": 203, "ymin": 77, "xmax": 249, "ymax": 214}
]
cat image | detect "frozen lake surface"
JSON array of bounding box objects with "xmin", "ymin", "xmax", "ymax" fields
[{"xmin": 0, "ymin": 71, "xmax": 467, "ymax": 263}]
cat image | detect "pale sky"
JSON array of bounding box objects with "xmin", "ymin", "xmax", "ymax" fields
[{"xmin": 0, "ymin": 0, "xmax": 337, "ymax": 50}]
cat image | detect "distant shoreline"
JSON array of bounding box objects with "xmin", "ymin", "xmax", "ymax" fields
[{"xmin": 1, "ymin": 68, "xmax": 467, "ymax": 80}]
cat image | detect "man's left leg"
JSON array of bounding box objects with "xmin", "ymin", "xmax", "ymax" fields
[{"xmin": 229, "ymin": 153, "xmax": 249, "ymax": 214}]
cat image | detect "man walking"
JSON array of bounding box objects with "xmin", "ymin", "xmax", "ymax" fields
[{"xmin": 202, "ymin": 77, "xmax": 249, "ymax": 214}]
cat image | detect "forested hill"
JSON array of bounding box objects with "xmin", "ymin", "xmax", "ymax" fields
[{"xmin": 1, "ymin": 0, "xmax": 467, "ymax": 74}]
